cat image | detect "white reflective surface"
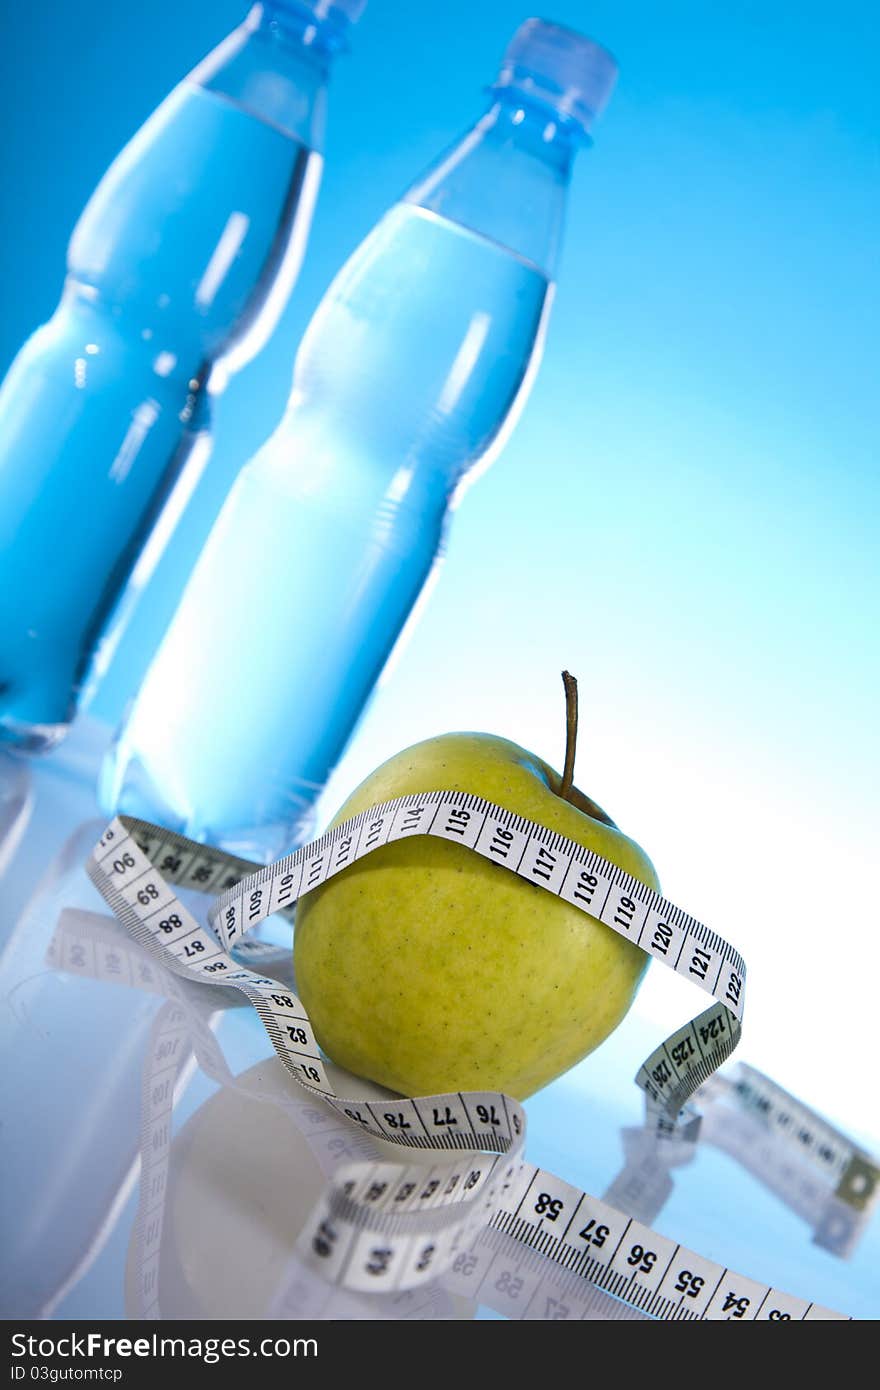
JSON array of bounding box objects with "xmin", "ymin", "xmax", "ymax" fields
[{"xmin": 0, "ymin": 736, "xmax": 877, "ymax": 1321}]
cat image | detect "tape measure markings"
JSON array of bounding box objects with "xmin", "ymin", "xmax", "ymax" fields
[
  {"xmin": 86, "ymin": 801, "xmax": 856, "ymax": 1317},
  {"xmin": 727, "ymin": 1064, "xmax": 878, "ymax": 1207},
  {"xmin": 47, "ymin": 907, "xmax": 878, "ymax": 1299},
  {"xmin": 136, "ymin": 1001, "xmax": 199, "ymax": 1319},
  {"xmin": 199, "ymin": 792, "xmax": 747, "ymax": 1003},
  {"xmin": 487, "ymin": 1167, "xmax": 828, "ymax": 1320},
  {"xmin": 94, "ymin": 792, "xmax": 747, "ymax": 1122}
]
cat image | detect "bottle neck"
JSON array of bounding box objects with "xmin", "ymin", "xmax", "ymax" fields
[
  {"xmin": 404, "ymin": 91, "xmax": 582, "ymax": 277},
  {"xmin": 262, "ymin": 1, "xmax": 354, "ymax": 53},
  {"xmin": 189, "ymin": 3, "xmax": 348, "ymax": 149}
]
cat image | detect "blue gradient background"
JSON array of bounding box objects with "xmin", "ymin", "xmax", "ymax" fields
[{"xmin": 1, "ymin": 2, "xmax": 878, "ymax": 1141}]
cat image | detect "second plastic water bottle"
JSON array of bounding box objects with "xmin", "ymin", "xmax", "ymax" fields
[{"xmin": 103, "ymin": 20, "xmax": 619, "ymax": 860}]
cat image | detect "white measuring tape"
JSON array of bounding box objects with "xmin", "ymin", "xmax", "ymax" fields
[
  {"xmin": 86, "ymin": 791, "xmax": 872, "ymax": 1319},
  {"xmin": 47, "ymin": 905, "xmax": 878, "ymax": 1320}
]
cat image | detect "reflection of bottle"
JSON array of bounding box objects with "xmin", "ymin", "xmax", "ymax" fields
[
  {"xmin": 0, "ymin": 826, "xmax": 162, "ymax": 1317},
  {"xmin": 0, "ymin": 1, "xmax": 365, "ymax": 752},
  {"xmin": 103, "ymin": 19, "xmax": 619, "ymax": 860},
  {"xmin": 0, "ymin": 753, "xmax": 32, "ymax": 879}
]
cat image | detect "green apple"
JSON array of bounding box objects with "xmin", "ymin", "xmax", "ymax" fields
[{"xmin": 294, "ymin": 726, "xmax": 659, "ymax": 1101}]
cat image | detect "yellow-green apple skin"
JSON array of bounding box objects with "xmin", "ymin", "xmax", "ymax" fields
[{"xmin": 293, "ymin": 733, "xmax": 660, "ymax": 1101}]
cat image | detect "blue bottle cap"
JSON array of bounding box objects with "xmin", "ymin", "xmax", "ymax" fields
[
  {"xmin": 305, "ymin": 0, "xmax": 368, "ymax": 20},
  {"xmin": 269, "ymin": 0, "xmax": 368, "ymax": 28},
  {"xmin": 493, "ymin": 17, "xmax": 618, "ymax": 135}
]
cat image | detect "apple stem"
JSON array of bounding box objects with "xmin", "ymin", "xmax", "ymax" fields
[{"xmin": 560, "ymin": 670, "xmax": 579, "ymax": 803}]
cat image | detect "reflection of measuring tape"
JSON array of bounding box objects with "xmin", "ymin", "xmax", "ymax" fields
[
  {"xmin": 49, "ymin": 906, "xmax": 878, "ymax": 1320},
  {"xmin": 50, "ymin": 911, "xmax": 467, "ymax": 1319},
  {"xmin": 87, "ymin": 793, "xmax": 857, "ymax": 1318},
  {"xmin": 135, "ymin": 1002, "xmax": 202, "ymax": 1320},
  {"xmin": 47, "ymin": 908, "xmax": 880, "ymax": 1317},
  {"xmin": 720, "ymin": 1065, "xmax": 877, "ymax": 1211}
]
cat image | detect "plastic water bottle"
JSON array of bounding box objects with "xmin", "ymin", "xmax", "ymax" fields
[
  {"xmin": 102, "ymin": 20, "xmax": 618, "ymax": 861},
  {"xmin": 0, "ymin": 0, "xmax": 365, "ymax": 752}
]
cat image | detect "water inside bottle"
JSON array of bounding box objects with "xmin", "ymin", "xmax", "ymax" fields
[
  {"xmin": 105, "ymin": 204, "xmax": 552, "ymax": 859},
  {"xmin": 0, "ymin": 84, "xmax": 320, "ymax": 747}
]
